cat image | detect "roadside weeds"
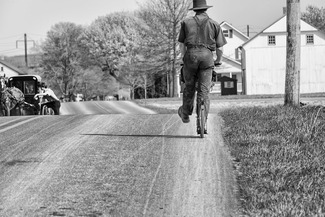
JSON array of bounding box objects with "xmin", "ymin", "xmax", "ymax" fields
[{"xmin": 219, "ymin": 105, "xmax": 325, "ymax": 216}]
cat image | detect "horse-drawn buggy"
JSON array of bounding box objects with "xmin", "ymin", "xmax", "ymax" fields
[{"xmin": 0, "ymin": 75, "xmax": 55, "ymax": 116}]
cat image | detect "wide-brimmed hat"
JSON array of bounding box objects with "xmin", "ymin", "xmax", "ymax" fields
[{"xmin": 189, "ymin": 0, "xmax": 212, "ymax": 10}]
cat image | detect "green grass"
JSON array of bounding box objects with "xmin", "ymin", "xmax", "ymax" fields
[{"xmin": 219, "ymin": 105, "xmax": 325, "ymax": 216}]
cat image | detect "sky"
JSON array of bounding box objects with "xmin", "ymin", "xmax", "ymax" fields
[{"xmin": 1, "ymin": 0, "xmax": 324, "ymax": 57}]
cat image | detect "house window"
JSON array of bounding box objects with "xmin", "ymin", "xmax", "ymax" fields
[
  {"xmin": 223, "ymin": 30, "xmax": 229, "ymax": 37},
  {"xmin": 1, "ymin": 67, "xmax": 3, "ymax": 72},
  {"xmin": 268, "ymin": 35, "xmax": 276, "ymax": 45},
  {"xmin": 229, "ymin": 29, "xmax": 233, "ymax": 38},
  {"xmin": 306, "ymin": 34, "xmax": 314, "ymax": 44},
  {"xmin": 223, "ymin": 29, "xmax": 233, "ymax": 38}
]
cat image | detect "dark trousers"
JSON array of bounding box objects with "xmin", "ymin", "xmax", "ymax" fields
[{"xmin": 182, "ymin": 47, "xmax": 213, "ymax": 117}]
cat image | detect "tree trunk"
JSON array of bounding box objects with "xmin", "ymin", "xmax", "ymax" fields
[
  {"xmin": 144, "ymin": 75, "xmax": 147, "ymax": 99},
  {"xmin": 172, "ymin": 67, "xmax": 178, "ymax": 97},
  {"xmin": 285, "ymin": 0, "xmax": 300, "ymax": 106},
  {"xmin": 131, "ymin": 87, "xmax": 135, "ymax": 100},
  {"xmin": 169, "ymin": 69, "xmax": 173, "ymax": 97}
]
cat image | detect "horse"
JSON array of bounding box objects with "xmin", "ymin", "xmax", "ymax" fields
[{"xmin": 0, "ymin": 76, "xmax": 25, "ymax": 116}]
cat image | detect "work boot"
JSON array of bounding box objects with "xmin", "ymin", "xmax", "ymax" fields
[{"xmin": 178, "ymin": 106, "xmax": 190, "ymax": 123}]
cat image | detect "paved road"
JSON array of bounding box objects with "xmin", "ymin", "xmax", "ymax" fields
[
  {"xmin": 60, "ymin": 101, "xmax": 157, "ymax": 115},
  {"xmin": 0, "ymin": 102, "xmax": 238, "ymax": 216}
]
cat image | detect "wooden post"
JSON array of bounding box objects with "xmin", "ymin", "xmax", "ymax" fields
[
  {"xmin": 285, "ymin": 0, "xmax": 300, "ymax": 106},
  {"xmin": 24, "ymin": 33, "xmax": 28, "ymax": 67}
]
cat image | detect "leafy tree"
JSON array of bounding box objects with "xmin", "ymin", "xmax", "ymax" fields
[
  {"xmin": 41, "ymin": 22, "xmax": 84, "ymax": 99},
  {"xmin": 80, "ymin": 12, "xmax": 152, "ymax": 99},
  {"xmin": 118, "ymin": 54, "xmax": 156, "ymax": 99},
  {"xmin": 138, "ymin": 0, "xmax": 191, "ymax": 97},
  {"xmin": 75, "ymin": 66, "xmax": 116, "ymax": 100},
  {"xmin": 81, "ymin": 12, "xmax": 140, "ymax": 75},
  {"xmin": 302, "ymin": 5, "xmax": 325, "ymax": 32}
]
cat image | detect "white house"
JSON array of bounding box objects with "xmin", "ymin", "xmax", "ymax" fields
[
  {"xmin": 240, "ymin": 15, "xmax": 325, "ymax": 95},
  {"xmin": 220, "ymin": 21, "xmax": 250, "ymax": 60},
  {"xmin": 211, "ymin": 22, "xmax": 249, "ymax": 94},
  {"xmin": 0, "ymin": 59, "xmax": 26, "ymax": 78}
]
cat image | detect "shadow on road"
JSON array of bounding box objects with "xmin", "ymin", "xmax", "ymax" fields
[{"xmin": 81, "ymin": 134, "xmax": 199, "ymax": 139}]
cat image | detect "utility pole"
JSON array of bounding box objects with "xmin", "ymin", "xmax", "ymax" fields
[
  {"xmin": 24, "ymin": 34, "xmax": 28, "ymax": 67},
  {"xmin": 16, "ymin": 33, "xmax": 35, "ymax": 67},
  {"xmin": 284, "ymin": 0, "xmax": 300, "ymax": 106}
]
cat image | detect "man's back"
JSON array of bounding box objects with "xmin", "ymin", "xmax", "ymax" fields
[{"xmin": 179, "ymin": 12, "xmax": 225, "ymax": 51}]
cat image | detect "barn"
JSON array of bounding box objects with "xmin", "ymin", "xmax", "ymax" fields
[{"xmin": 240, "ymin": 15, "xmax": 325, "ymax": 95}]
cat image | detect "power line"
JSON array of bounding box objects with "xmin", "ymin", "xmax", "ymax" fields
[
  {"xmin": 0, "ymin": 33, "xmax": 45, "ymax": 43},
  {"xmin": 0, "ymin": 42, "xmax": 16, "ymax": 46},
  {"xmin": 0, "ymin": 48, "xmax": 24, "ymax": 54},
  {"xmin": 0, "ymin": 34, "xmax": 23, "ymax": 40},
  {"xmin": 28, "ymin": 33, "xmax": 47, "ymax": 37}
]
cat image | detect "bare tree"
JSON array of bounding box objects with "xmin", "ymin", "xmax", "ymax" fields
[
  {"xmin": 138, "ymin": 0, "xmax": 191, "ymax": 97},
  {"xmin": 41, "ymin": 22, "xmax": 84, "ymax": 99}
]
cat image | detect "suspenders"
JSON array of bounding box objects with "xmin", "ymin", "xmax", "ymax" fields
[{"xmin": 192, "ymin": 16, "xmax": 210, "ymax": 48}]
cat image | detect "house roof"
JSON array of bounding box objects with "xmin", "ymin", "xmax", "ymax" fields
[
  {"xmin": 222, "ymin": 55, "xmax": 241, "ymax": 66},
  {"xmin": 220, "ymin": 21, "xmax": 250, "ymax": 40},
  {"xmin": 241, "ymin": 15, "xmax": 319, "ymax": 48},
  {"xmin": 216, "ymin": 55, "xmax": 242, "ymax": 73},
  {"xmin": 0, "ymin": 59, "xmax": 26, "ymax": 75}
]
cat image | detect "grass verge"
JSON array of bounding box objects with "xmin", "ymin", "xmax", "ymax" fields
[{"xmin": 219, "ymin": 105, "xmax": 325, "ymax": 216}]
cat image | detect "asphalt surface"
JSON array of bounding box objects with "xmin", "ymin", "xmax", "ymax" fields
[
  {"xmin": 60, "ymin": 101, "xmax": 157, "ymax": 115},
  {"xmin": 0, "ymin": 101, "xmax": 238, "ymax": 216}
]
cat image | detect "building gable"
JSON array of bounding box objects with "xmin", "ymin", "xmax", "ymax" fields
[
  {"xmin": 220, "ymin": 21, "xmax": 249, "ymax": 60},
  {"xmin": 0, "ymin": 59, "xmax": 26, "ymax": 77},
  {"xmin": 221, "ymin": 21, "xmax": 249, "ymax": 41},
  {"xmin": 242, "ymin": 15, "xmax": 320, "ymax": 48},
  {"xmin": 264, "ymin": 15, "xmax": 318, "ymax": 33}
]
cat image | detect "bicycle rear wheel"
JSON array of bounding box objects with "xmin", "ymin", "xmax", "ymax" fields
[{"xmin": 199, "ymin": 104, "xmax": 205, "ymax": 138}]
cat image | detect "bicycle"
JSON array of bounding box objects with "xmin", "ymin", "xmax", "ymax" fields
[
  {"xmin": 196, "ymin": 100, "xmax": 206, "ymax": 138},
  {"xmin": 196, "ymin": 62, "xmax": 221, "ymax": 138},
  {"xmin": 180, "ymin": 62, "xmax": 221, "ymax": 138}
]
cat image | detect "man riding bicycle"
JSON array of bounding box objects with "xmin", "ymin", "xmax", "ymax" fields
[{"xmin": 178, "ymin": 0, "xmax": 227, "ymax": 134}]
